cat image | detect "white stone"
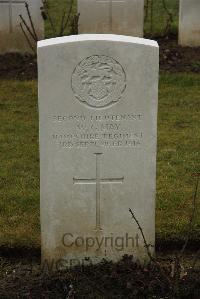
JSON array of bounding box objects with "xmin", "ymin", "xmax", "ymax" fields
[
  {"xmin": 179, "ymin": 0, "xmax": 200, "ymax": 47},
  {"xmin": 0, "ymin": 0, "xmax": 44, "ymax": 53},
  {"xmin": 38, "ymin": 34, "xmax": 159, "ymax": 268},
  {"xmin": 78, "ymin": 0, "xmax": 144, "ymax": 37}
]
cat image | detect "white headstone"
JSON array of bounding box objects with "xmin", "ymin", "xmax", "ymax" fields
[
  {"xmin": 38, "ymin": 34, "xmax": 159, "ymax": 268},
  {"xmin": 179, "ymin": 0, "xmax": 200, "ymax": 47},
  {"xmin": 78, "ymin": 0, "xmax": 144, "ymax": 37},
  {"xmin": 0, "ymin": 0, "xmax": 44, "ymax": 53}
]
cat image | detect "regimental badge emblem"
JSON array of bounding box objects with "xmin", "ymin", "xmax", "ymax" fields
[{"xmin": 71, "ymin": 55, "xmax": 126, "ymax": 108}]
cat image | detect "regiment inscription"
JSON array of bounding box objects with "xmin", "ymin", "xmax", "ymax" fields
[{"xmin": 52, "ymin": 112, "xmax": 143, "ymax": 148}]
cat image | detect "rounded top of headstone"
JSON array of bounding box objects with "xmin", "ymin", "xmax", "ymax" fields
[{"xmin": 37, "ymin": 34, "xmax": 159, "ymax": 49}]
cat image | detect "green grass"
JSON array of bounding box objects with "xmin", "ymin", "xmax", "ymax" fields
[
  {"xmin": 44, "ymin": 0, "xmax": 179, "ymax": 39},
  {"xmin": 0, "ymin": 73, "xmax": 199, "ymax": 247},
  {"xmin": 45, "ymin": 0, "xmax": 77, "ymax": 39},
  {"xmin": 157, "ymin": 73, "xmax": 200, "ymax": 242},
  {"xmin": 144, "ymin": 0, "xmax": 179, "ymax": 36},
  {"xmin": 0, "ymin": 81, "xmax": 40, "ymax": 247}
]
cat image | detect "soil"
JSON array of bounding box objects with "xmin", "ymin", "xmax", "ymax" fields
[
  {"xmin": 157, "ymin": 34, "xmax": 200, "ymax": 73},
  {"xmin": 0, "ymin": 252, "xmax": 200, "ymax": 299},
  {"xmin": 0, "ymin": 34, "xmax": 199, "ymax": 80}
]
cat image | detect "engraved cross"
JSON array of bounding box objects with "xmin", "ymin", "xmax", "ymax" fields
[
  {"xmin": 0, "ymin": 0, "xmax": 26, "ymax": 33},
  {"xmin": 96, "ymin": 0, "xmax": 125, "ymax": 31},
  {"xmin": 73, "ymin": 153, "xmax": 124, "ymax": 231}
]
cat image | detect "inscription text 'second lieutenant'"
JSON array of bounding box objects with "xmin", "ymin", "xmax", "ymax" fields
[
  {"xmin": 71, "ymin": 55, "xmax": 126, "ymax": 109},
  {"xmin": 53, "ymin": 114, "xmax": 142, "ymax": 122}
]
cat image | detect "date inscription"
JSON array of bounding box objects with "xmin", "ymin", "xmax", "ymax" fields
[{"xmin": 51, "ymin": 113, "xmax": 143, "ymax": 149}]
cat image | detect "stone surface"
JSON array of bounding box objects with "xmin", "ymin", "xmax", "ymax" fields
[
  {"xmin": 0, "ymin": 0, "xmax": 44, "ymax": 53},
  {"xmin": 38, "ymin": 34, "xmax": 159, "ymax": 268},
  {"xmin": 78, "ymin": 0, "xmax": 144, "ymax": 37},
  {"xmin": 179, "ymin": 0, "xmax": 200, "ymax": 47}
]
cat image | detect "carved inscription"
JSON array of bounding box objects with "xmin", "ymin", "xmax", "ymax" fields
[
  {"xmin": 71, "ymin": 55, "xmax": 126, "ymax": 109},
  {"xmin": 73, "ymin": 153, "xmax": 124, "ymax": 231},
  {"xmin": 52, "ymin": 113, "xmax": 143, "ymax": 149},
  {"xmin": 96, "ymin": 0, "xmax": 125, "ymax": 3},
  {"xmin": 0, "ymin": 0, "xmax": 26, "ymax": 33},
  {"xmin": 96, "ymin": 0, "xmax": 125, "ymax": 31}
]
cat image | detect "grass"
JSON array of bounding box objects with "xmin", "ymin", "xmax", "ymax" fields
[
  {"xmin": 44, "ymin": 0, "xmax": 179, "ymax": 39},
  {"xmin": 45, "ymin": 0, "xmax": 77, "ymax": 39},
  {"xmin": 0, "ymin": 81, "xmax": 40, "ymax": 247},
  {"xmin": 0, "ymin": 73, "xmax": 199, "ymax": 248},
  {"xmin": 144, "ymin": 0, "xmax": 179, "ymax": 36},
  {"xmin": 157, "ymin": 73, "xmax": 200, "ymax": 242}
]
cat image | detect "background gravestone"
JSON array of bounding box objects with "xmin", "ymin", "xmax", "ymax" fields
[
  {"xmin": 0, "ymin": 0, "xmax": 44, "ymax": 53},
  {"xmin": 78, "ymin": 0, "xmax": 144, "ymax": 37},
  {"xmin": 38, "ymin": 34, "xmax": 159, "ymax": 266},
  {"xmin": 179, "ymin": 0, "xmax": 200, "ymax": 47}
]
